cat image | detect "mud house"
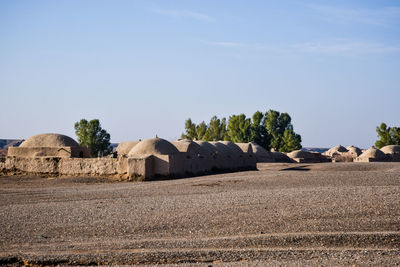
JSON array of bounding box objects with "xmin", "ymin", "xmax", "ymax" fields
[
  {"xmin": 8, "ymin": 133, "xmax": 90, "ymax": 158},
  {"xmin": 355, "ymin": 146, "xmax": 387, "ymax": 162},
  {"xmin": 287, "ymin": 150, "xmax": 331, "ymax": 163},
  {"xmin": 323, "ymin": 145, "xmax": 348, "ymax": 157},
  {"xmin": 2, "ymin": 134, "xmax": 257, "ymax": 180},
  {"xmin": 116, "ymin": 141, "xmax": 140, "ymax": 157},
  {"xmin": 380, "ymin": 145, "xmax": 400, "ymax": 162},
  {"xmin": 323, "ymin": 145, "xmax": 362, "ymax": 162},
  {"xmin": 346, "ymin": 145, "xmax": 362, "ymax": 157},
  {"xmin": 249, "ymin": 142, "xmax": 274, "ymax": 162},
  {"xmin": 5, "ymin": 133, "xmax": 398, "ymax": 180}
]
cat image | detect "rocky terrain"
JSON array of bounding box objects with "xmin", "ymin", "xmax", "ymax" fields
[{"xmin": 0, "ymin": 162, "xmax": 399, "ymax": 266}]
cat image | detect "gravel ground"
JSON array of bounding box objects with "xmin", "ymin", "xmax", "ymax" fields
[{"xmin": 0, "ymin": 162, "xmax": 400, "ymax": 266}]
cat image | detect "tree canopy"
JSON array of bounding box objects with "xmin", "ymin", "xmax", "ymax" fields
[
  {"xmin": 264, "ymin": 110, "xmax": 301, "ymax": 151},
  {"xmin": 226, "ymin": 114, "xmax": 251, "ymax": 143},
  {"xmin": 181, "ymin": 116, "xmax": 227, "ymax": 142},
  {"xmin": 375, "ymin": 123, "xmax": 400, "ymax": 148},
  {"xmin": 181, "ymin": 110, "xmax": 302, "ymax": 152},
  {"xmin": 74, "ymin": 119, "xmax": 111, "ymax": 157}
]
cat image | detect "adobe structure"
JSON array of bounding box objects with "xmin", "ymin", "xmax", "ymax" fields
[
  {"xmin": 320, "ymin": 144, "xmax": 400, "ymax": 163},
  {"xmin": 3, "ymin": 134, "xmax": 400, "ymax": 180},
  {"xmin": 354, "ymin": 146, "xmax": 387, "ymax": 162},
  {"xmin": 1, "ymin": 134, "xmax": 257, "ymax": 180},
  {"xmin": 353, "ymin": 145, "xmax": 400, "ymax": 162},
  {"xmin": 8, "ymin": 133, "xmax": 90, "ymax": 158},
  {"xmin": 320, "ymin": 145, "xmax": 363, "ymax": 162},
  {"xmin": 323, "ymin": 145, "xmax": 349, "ymax": 157},
  {"xmin": 286, "ymin": 150, "xmax": 331, "ymax": 163},
  {"xmin": 346, "ymin": 145, "xmax": 362, "ymax": 157},
  {"xmin": 249, "ymin": 142, "xmax": 293, "ymax": 163},
  {"xmin": 380, "ymin": 145, "xmax": 400, "ymax": 162}
]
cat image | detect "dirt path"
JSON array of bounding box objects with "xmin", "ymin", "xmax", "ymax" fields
[{"xmin": 1, "ymin": 162, "xmax": 400, "ymax": 265}]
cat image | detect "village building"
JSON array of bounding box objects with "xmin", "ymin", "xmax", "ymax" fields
[
  {"xmin": 380, "ymin": 145, "xmax": 400, "ymax": 162},
  {"xmin": 3, "ymin": 133, "xmax": 400, "ymax": 180},
  {"xmin": 287, "ymin": 150, "xmax": 331, "ymax": 163},
  {"xmin": 8, "ymin": 133, "xmax": 90, "ymax": 158},
  {"xmin": 355, "ymin": 146, "xmax": 387, "ymax": 162}
]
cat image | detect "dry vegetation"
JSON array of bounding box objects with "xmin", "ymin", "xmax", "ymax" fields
[{"xmin": 0, "ymin": 162, "xmax": 399, "ymax": 266}]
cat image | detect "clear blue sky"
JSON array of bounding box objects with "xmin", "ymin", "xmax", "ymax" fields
[{"xmin": 1, "ymin": 0, "xmax": 399, "ymax": 148}]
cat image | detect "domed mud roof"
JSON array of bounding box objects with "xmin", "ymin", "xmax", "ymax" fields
[
  {"xmin": 272, "ymin": 151, "xmax": 292, "ymax": 162},
  {"xmin": 235, "ymin": 143, "xmax": 253, "ymax": 154},
  {"xmin": 128, "ymin": 138, "xmax": 179, "ymax": 157},
  {"xmin": 210, "ymin": 141, "xmax": 232, "ymax": 155},
  {"xmin": 116, "ymin": 141, "xmax": 140, "ymax": 156},
  {"xmin": 20, "ymin": 133, "xmax": 79, "ymax": 148},
  {"xmin": 324, "ymin": 145, "xmax": 348, "ymax": 156},
  {"xmin": 358, "ymin": 146, "xmax": 386, "ymax": 160},
  {"xmin": 380, "ymin": 145, "xmax": 400, "ymax": 155},
  {"xmin": 194, "ymin": 141, "xmax": 217, "ymax": 156},
  {"xmin": 220, "ymin": 141, "xmax": 244, "ymax": 155},
  {"xmin": 346, "ymin": 145, "xmax": 362, "ymax": 156},
  {"xmin": 172, "ymin": 139, "xmax": 204, "ymax": 155},
  {"xmin": 287, "ymin": 150, "xmax": 316, "ymax": 159},
  {"xmin": 250, "ymin": 142, "xmax": 271, "ymax": 157}
]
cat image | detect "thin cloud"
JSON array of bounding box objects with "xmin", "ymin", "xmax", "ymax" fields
[
  {"xmin": 203, "ymin": 41, "xmax": 245, "ymax": 48},
  {"xmin": 153, "ymin": 8, "xmax": 214, "ymax": 22},
  {"xmin": 310, "ymin": 5, "xmax": 400, "ymax": 26},
  {"xmin": 203, "ymin": 39, "xmax": 400, "ymax": 55},
  {"xmin": 202, "ymin": 40, "xmax": 274, "ymax": 50},
  {"xmin": 292, "ymin": 41, "xmax": 400, "ymax": 54}
]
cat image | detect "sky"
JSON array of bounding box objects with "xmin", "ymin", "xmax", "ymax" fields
[{"xmin": 1, "ymin": 0, "xmax": 399, "ymax": 148}]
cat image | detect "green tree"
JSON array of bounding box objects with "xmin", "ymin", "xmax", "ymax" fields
[
  {"xmin": 226, "ymin": 114, "xmax": 252, "ymax": 143},
  {"xmin": 196, "ymin": 121, "xmax": 208, "ymax": 140},
  {"xmin": 375, "ymin": 123, "xmax": 400, "ymax": 148},
  {"xmin": 181, "ymin": 118, "xmax": 197, "ymax": 140},
  {"xmin": 264, "ymin": 110, "xmax": 282, "ymax": 150},
  {"xmin": 74, "ymin": 119, "xmax": 111, "ymax": 157},
  {"xmin": 180, "ymin": 110, "xmax": 302, "ymax": 152},
  {"xmin": 204, "ymin": 116, "xmax": 227, "ymax": 141},
  {"xmin": 264, "ymin": 110, "xmax": 301, "ymax": 152},
  {"xmin": 181, "ymin": 116, "xmax": 227, "ymax": 141},
  {"xmin": 250, "ymin": 111, "xmax": 269, "ymax": 149},
  {"xmin": 221, "ymin": 117, "xmax": 228, "ymax": 141},
  {"xmin": 280, "ymin": 129, "xmax": 302, "ymax": 152},
  {"xmin": 392, "ymin": 127, "xmax": 400, "ymax": 144}
]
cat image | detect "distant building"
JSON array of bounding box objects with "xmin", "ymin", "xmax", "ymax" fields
[{"xmin": 8, "ymin": 133, "xmax": 90, "ymax": 158}]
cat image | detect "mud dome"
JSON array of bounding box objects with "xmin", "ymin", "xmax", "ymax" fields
[
  {"xmin": 2, "ymin": 135, "xmax": 257, "ymax": 180},
  {"xmin": 287, "ymin": 150, "xmax": 331, "ymax": 163},
  {"xmin": 8, "ymin": 133, "xmax": 90, "ymax": 158},
  {"xmin": 5, "ymin": 134, "xmax": 399, "ymax": 180}
]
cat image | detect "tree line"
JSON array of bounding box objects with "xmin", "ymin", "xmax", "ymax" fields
[
  {"xmin": 72, "ymin": 118, "xmax": 399, "ymax": 158},
  {"xmin": 375, "ymin": 123, "xmax": 400, "ymax": 148},
  {"xmin": 75, "ymin": 119, "xmax": 111, "ymax": 157},
  {"xmin": 181, "ymin": 110, "xmax": 302, "ymax": 152}
]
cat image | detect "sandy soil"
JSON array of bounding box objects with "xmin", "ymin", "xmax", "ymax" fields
[{"xmin": 0, "ymin": 162, "xmax": 400, "ymax": 266}]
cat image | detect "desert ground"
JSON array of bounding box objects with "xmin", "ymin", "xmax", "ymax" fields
[{"xmin": 1, "ymin": 162, "xmax": 400, "ymax": 266}]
